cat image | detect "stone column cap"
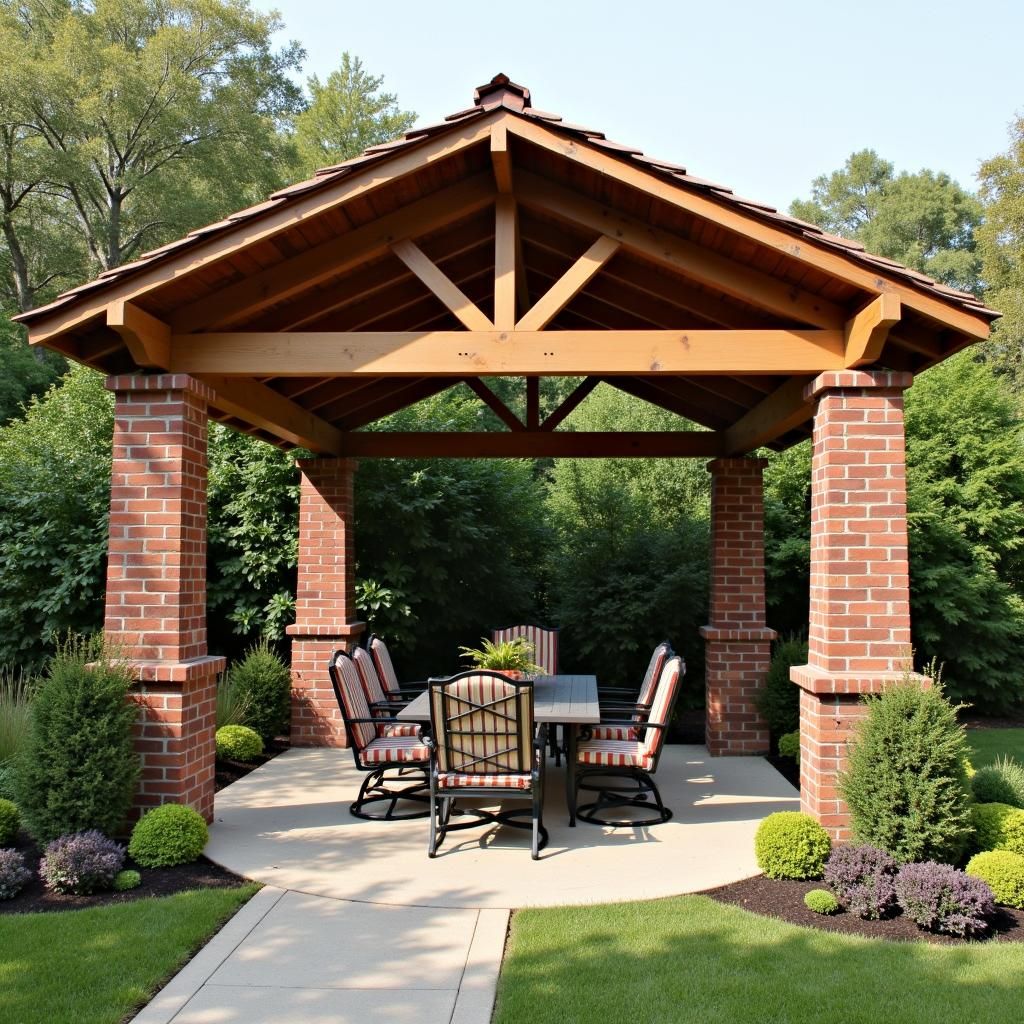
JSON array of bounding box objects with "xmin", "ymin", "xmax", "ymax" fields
[
  {"xmin": 105, "ymin": 373, "xmax": 215, "ymax": 401},
  {"xmin": 126, "ymin": 655, "xmax": 227, "ymax": 683},
  {"xmin": 805, "ymin": 370, "xmax": 913, "ymax": 402},
  {"xmin": 286, "ymin": 621, "xmax": 367, "ymax": 638},
  {"xmin": 700, "ymin": 625, "xmax": 777, "ymax": 642},
  {"xmin": 706, "ymin": 457, "xmax": 769, "ymax": 474},
  {"xmin": 790, "ymin": 664, "xmax": 931, "ymax": 694}
]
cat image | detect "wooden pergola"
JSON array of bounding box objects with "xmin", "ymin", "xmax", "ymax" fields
[{"xmin": 15, "ymin": 74, "xmax": 997, "ymax": 835}]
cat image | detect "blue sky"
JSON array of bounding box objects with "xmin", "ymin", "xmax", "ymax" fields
[{"xmin": 253, "ymin": 0, "xmax": 1022, "ymax": 211}]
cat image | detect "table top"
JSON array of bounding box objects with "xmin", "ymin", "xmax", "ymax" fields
[{"xmin": 397, "ymin": 673, "xmax": 600, "ymax": 725}]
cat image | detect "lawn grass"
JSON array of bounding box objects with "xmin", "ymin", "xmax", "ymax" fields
[
  {"xmin": 966, "ymin": 728, "xmax": 1024, "ymax": 768},
  {"xmin": 0, "ymin": 884, "xmax": 258, "ymax": 1024},
  {"xmin": 494, "ymin": 895, "xmax": 1019, "ymax": 1024}
]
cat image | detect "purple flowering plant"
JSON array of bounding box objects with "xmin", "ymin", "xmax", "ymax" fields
[
  {"xmin": 0, "ymin": 848, "xmax": 31, "ymax": 900},
  {"xmin": 40, "ymin": 830, "xmax": 125, "ymax": 895},
  {"xmin": 824, "ymin": 843, "xmax": 898, "ymax": 920},
  {"xmin": 895, "ymin": 861, "xmax": 996, "ymax": 938}
]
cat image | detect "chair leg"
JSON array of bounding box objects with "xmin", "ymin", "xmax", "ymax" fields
[
  {"xmin": 574, "ymin": 768, "xmax": 673, "ymax": 827},
  {"xmin": 566, "ymin": 726, "xmax": 578, "ymax": 827}
]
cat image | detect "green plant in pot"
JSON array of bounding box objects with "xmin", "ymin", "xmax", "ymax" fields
[{"xmin": 458, "ymin": 636, "xmax": 543, "ymax": 679}]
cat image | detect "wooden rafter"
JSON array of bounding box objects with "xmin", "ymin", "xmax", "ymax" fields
[
  {"xmin": 722, "ymin": 377, "xmax": 814, "ymax": 455},
  {"xmin": 516, "ymin": 171, "xmax": 844, "ymax": 330},
  {"xmin": 106, "ymin": 301, "xmax": 170, "ymax": 368},
  {"xmin": 494, "ymin": 195, "xmax": 517, "ymax": 330},
  {"xmin": 540, "ymin": 376, "xmax": 600, "ymax": 430},
  {"xmin": 845, "ymin": 293, "xmax": 901, "ymax": 366},
  {"xmin": 391, "ymin": 238, "xmax": 493, "ymax": 331},
  {"xmin": 335, "ymin": 430, "xmax": 724, "ymax": 459},
  {"xmin": 491, "ymin": 123, "xmax": 513, "ymax": 193},
  {"xmin": 516, "ymin": 235, "xmax": 620, "ymax": 331},
  {"xmin": 169, "ymin": 328, "xmax": 848, "ymax": 377},
  {"xmin": 465, "ymin": 377, "xmax": 525, "ymax": 431}
]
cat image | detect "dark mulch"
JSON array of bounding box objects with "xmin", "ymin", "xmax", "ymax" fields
[
  {"xmin": 0, "ymin": 831, "xmax": 247, "ymax": 916},
  {"xmin": 963, "ymin": 714, "xmax": 1024, "ymax": 730},
  {"xmin": 215, "ymin": 736, "xmax": 290, "ymax": 792},
  {"xmin": 705, "ymin": 874, "xmax": 1024, "ymax": 944},
  {"xmin": 764, "ymin": 754, "xmax": 800, "ymax": 789}
]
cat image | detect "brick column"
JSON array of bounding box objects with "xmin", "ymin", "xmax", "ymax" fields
[
  {"xmin": 791, "ymin": 370, "xmax": 928, "ymax": 840},
  {"xmin": 286, "ymin": 458, "xmax": 365, "ymax": 746},
  {"xmin": 700, "ymin": 458, "xmax": 776, "ymax": 755},
  {"xmin": 104, "ymin": 374, "xmax": 224, "ymax": 823}
]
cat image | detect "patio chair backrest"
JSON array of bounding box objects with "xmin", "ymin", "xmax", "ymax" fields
[
  {"xmin": 490, "ymin": 624, "xmax": 559, "ymax": 675},
  {"xmin": 328, "ymin": 650, "xmax": 376, "ymax": 752},
  {"xmin": 641, "ymin": 655, "xmax": 685, "ymax": 765},
  {"xmin": 368, "ymin": 634, "xmax": 401, "ymax": 694},
  {"xmin": 352, "ymin": 646, "xmax": 388, "ymax": 706},
  {"xmin": 636, "ymin": 642, "xmax": 672, "ymax": 717},
  {"xmin": 428, "ymin": 671, "xmax": 534, "ymax": 776}
]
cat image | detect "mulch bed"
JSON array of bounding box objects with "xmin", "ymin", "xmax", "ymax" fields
[
  {"xmin": 215, "ymin": 736, "xmax": 290, "ymax": 792},
  {"xmin": 963, "ymin": 714, "xmax": 1024, "ymax": 730},
  {"xmin": 705, "ymin": 874, "xmax": 1024, "ymax": 944},
  {"xmin": 0, "ymin": 831, "xmax": 247, "ymax": 916}
]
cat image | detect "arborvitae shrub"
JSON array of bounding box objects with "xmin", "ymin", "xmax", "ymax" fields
[
  {"xmin": 838, "ymin": 677, "xmax": 972, "ymax": 864},
  {"xmin": 13, "ymin": 636, "xmax": 139, "ymax": 842},
  {"xmin": 226, "ymin": 641, "xmax": 291, "ymax": 743},
  {"xmin": 756, "ymin": 636, "xmax": 807, "ymax": 739}
]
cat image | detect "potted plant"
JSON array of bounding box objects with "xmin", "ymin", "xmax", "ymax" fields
[{"xmin": 458, "ymin": 636, "xmax": 543, "ymax": 679}]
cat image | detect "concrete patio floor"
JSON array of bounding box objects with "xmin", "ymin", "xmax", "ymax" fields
[{"xmin": 204, "ymin": 745, "xmax": 799, "ymax": 910}]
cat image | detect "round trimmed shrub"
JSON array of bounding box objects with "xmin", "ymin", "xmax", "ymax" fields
[
  {"xmin": 971, "ymin": 802, "xmax": 1024, "ymax": 855},
  {"xmin": 113, "ymin": 869, "xmax": 142, "ymax": 892},
  {"xmin": 129, "ymin": 804, "xmax": 208, "ymax": 867},
  {"xmin": 824, "ymin": 843, "xmax": 898, "ymax": 920},
  {"xmin": 804, "ymin": 889, "xmax": 839, "ymax": 915},
  {"xmin": 0, "ymin": 798, "xmax": 19, "ymax": 845},
  {"xmin": 971, "ymin": 757, "xmax": 1024, "ymax": 809},
  {"xmin": 838, "ymin": 679, "xmax": 973, "ymax": 864},
  {"xmin": 966, "ymin": 850, "xmax": 1024, "ymax": 909},
  {"xmin": 226, "ymin": 641, "xmax": 291, "ymax": 743},
  {"xmin": 778, "ymin": 731, "xmax": 800, "ymax": 762},
  {"xmin": 216, "ymin": 725, "xmax": 264, "ymax": 763},
  {"xmin": 13, "ymin": 637, "xmax": 139, "ymax": 842},
  {"xmin": 895, "ymin": 860, "xmax": 995, "ymax": 938},
  {"xmin": 40, "ymin": 830, "xmax": 125, "ymax": 894},
  {"xmin": 755, "ymin": 811, "xmax": 831, "ymax": 880},
  {"xmin": 0, "ymin": 848, "xmax": 31, "ymax": 900}
]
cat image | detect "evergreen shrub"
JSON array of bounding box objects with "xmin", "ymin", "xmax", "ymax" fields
[
  {"xmin": 0, "ymin": 798, "xmax": 19, "ymax": 845},
  {"xmin": 965, "ymin": 850, "xmax": 1024, "ymax": 909},
  {"xmin": 128, "ymin": 804, "xmax": 208, "ymax": 867},
  {"xmin": 804, "ymin": 889, "xmax": 839, "ymax": 915},
  {"xmin": 13, "ymin": 636, "xmax": 139, "ymax": 842},
  {"xmin": 113, "ymin": 869, "xmax": 142, "ymax": 892},
  {"xmin": 755, "ymin": 636, "xmax": 807, "ymax": 739},
  {"xmin": 838, "ymin": 678, "xmax": 972, "ymax": 863},
  {"xmin": 778, "ymin": 731, "xmax": 800, "ymax": 762},
  {"xmin": 216, "ymin": 725, "xmax": 264, "ymax": 763},
  {"xmin": 226, "ymin": 641, "xmax": 291, "ymax": 743},
  {"xmin": 971, "ymin": 802, "xmax": 1024, "ymax": 855},
  {"xmin": 754, "ymin": 811, "xmax": 831, "ymax": 880},
  {"xmin": 970, "ymin": 757, "xmax": 1024, "ymax": 809}
]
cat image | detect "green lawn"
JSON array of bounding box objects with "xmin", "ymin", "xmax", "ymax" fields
[
  {"xmin": 966, "ymin": 727, "xmax": 1024, "ymax": 767},
  {"xmin": 0, "ymin": 885, "xmax": 258, "ymax": 1024},
  {"xmin": 494, "ymin": 895, "xmax": 1020, "ymax": 1024}
]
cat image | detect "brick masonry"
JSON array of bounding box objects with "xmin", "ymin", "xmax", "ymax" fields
[
  {"xmin": 286, "ymin": 457, "xmax": 365, "ymax": 747},
  {"xmin": 104, "ymin": 374, "xmax": 224, "ymax": 822},
  {"xmin": 701, "ymin": 458, "xmax": 776, "ymax": 755},
  {"xmin": 791, "ymin": 370, "xmax": 928, "ymax": 840}
]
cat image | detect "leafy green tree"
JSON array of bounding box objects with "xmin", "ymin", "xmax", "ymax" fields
[
  {"xmin": 293, "ymin": 53, "xmax": 415, "ymax": 175},
  {"xmin": 790, "ymin": 149, "xmax": 982, "ymax": 293},
  {"xmin": 0, "ymin": 320, "xmax": 66, "ymax": 424},
  {"xmin": 977, "ymin": 115, "xmax": 1024, "ymax": 387}
]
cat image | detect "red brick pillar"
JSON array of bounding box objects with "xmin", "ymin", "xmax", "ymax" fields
[
  {"xmin": 791, "ymin": 370, "xmax": 928, "ymax": 840},
  {"xmin": 286, "ymin": 458, "xmax": 365, "ymax": 746},
  {"xmin": 700, "ymin": 458, "xmax": 776, "ymax": 755},
  {"xmin": 104, "ymin": 374, "xmax": 224, "ymax": 823}
]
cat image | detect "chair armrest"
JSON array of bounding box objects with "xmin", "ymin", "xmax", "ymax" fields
[
  {"xmin": 370, "ymin": 698, "xmax": 410, "ymax": 711},
  {"xmin": 597, "ymin": 686, "xmax": 639, "ymax": 697}
]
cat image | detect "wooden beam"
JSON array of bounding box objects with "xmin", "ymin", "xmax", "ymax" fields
[
  {"xmin": 170, "ymin": 328, "xmax": 848, "ymax": 377},
  {"xmin": 506, "ymin": 117, "xmax": 992, "ymax": 340},
  {"xmin": 391, "ymin": 239, "xmax": 493, "ymax": 331},
  {"xmin": 172, "ymin": 174, "xmax": 495, "ymax": 334},
  {"xmin": 465, "ymin": 377, "xmax": 525, "ymax": 431},
  {"xmin": 198, "ymin": 376, "xmax": 344, "ymax": 454},
  {"xmin": 540, "ymin": 376, "xmax": 599, "ymax": 430},
  {"xmin": 336, "ymin": 430, "xmax": 724, "ymax": 459},
  {"xmin": 516, "ymin": 235, "xmax": 620, "ymax": 331},
  {"xmin": 526, "ymin": 376, "xmax": 540, "ymax": 429},
  {"xmin": 106, "ymin": 301, "xmax": 170, "ymax": 368},
  {"xmin": 722, "ymin": 377, "xmax": 814, "ymax": 455},
  {"xmin": 24, "ymin": 115, "xmax": 498, "ymax": 345},
  {"xmin": 491, "ymin": 123, "xmax": 513, "ymax": 193},
  {"xmin": 494, "ymin": 195, "xmax": 518, "ymax": 330},
  {"xmin": 845, "ymin": 293, "xmax": 901, "ymax": 367},
  {"xmin": 516, "ymin": 171, "xmax": 844, "ymax": 330}
]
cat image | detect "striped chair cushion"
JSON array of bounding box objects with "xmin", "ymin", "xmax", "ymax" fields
[
  {"xmin": 369, "ymin": 636, "xmax": 402, "ymax": 695},
  {"xmin": 381, "ymin": 723, "xmax": 422, "ymax": 738},
  {"xmin": 576, "ymin": 738, "xmax": 653, "ymax": 770},
  {"xmin": 491, "ymin": 624, "xmax": 559, "ymax": 675},
  {"xmin": 332, "ymin": 654, "xmax": 376, "ymax": 751},
  {"xmin": 353, "ymin": 646, "xmax": 388, "ymax": 704},
  {"xmin": 430, "ymin": 674, "xmax": 532, "ymax": 775},
  {"xmin": 641, "ymin": 657, "xmax": 683, "ymax": 761},
  {"xmin": 590, "ymin": 724, "xmax": 639, "ymax": 741},
  {"xmin": 438, "ymin": 772, "xmax": 532, "ymax": 790},
  {"xmin": 636, "ymin": 643, "xmax": 670, "ymax": 714},
  {"xmin": 361, "ymin": 735, "xmax": 430, "ymax": 764}
]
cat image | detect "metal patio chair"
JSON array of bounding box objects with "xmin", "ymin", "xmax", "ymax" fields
[
  {"xmin": 589, "ymin": 641, "xmax": 672, "ymax": 741},
  {"xmin": 425, "ymin": 670, "xmax": 547, "ymax": 860},
  {"xmin": 367, "ymin": 634, "xmax": 428, "ymax": 701},
  {"xmin": 351, "ymin": 646, "xmax": 422, "ymax": 738},
  {"xmin": 327, "ymin": 649, "xmax": 431, "ymax": 821},
  {"xmin": 570, "ymin": 654, "xmax": 685, "ymax": 827}
]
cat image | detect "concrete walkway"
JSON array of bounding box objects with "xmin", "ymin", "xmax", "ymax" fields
[{"xmin": 133, "ymin": 747, "xmax": 797, "ymax": 1022}]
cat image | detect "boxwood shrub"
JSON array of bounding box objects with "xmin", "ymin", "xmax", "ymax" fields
[
  {"xmin": 113, "ymin": 868, "xmax": 142, "ymax": 892},
  {"xmin": 971, "ymin": 802, "xmax": 1024, "ymax": 855},
  {"xmin": 128, "ymin": 804, "xmax": 208, "ymax": 867},
  {"xmin": 215, "ymin": 724, "xmax": 264, "ymax": 763},
  {"xmin": 804, "ymin": 889, "xmax": 840, "ymax": 915},
  {"xmin": 754, "ymin": 811, "xmax": 831, "ymax": 880},
  {"xmin": 966, "ymin": 850, "xmax": 1024, "ymax": 909},
  {"xmin": 0, "ymin": 798, "xmax": 19, "ymax": 845}
]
